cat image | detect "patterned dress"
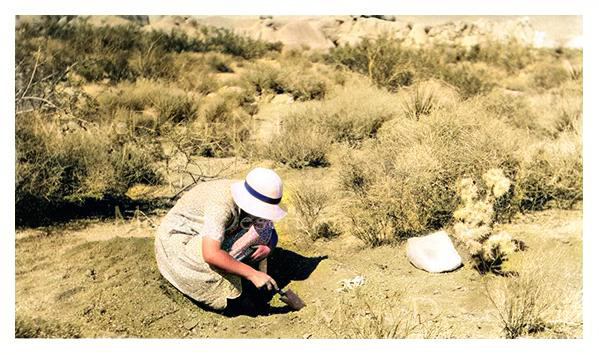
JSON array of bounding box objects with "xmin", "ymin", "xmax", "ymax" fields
[{"xmin": 154, "ymin": 179, "xmax": 275, "ymax": 310}]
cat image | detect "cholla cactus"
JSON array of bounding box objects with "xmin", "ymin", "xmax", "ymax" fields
[
  {"xmin": 483, "ymin": 168, "xmax": 511, "ymax": 198},
  {"xmin": 453, "ymin": 168, "xmax": 517, "ymax": 273},
  {"xmin": 482, "ymin": 231, "xmax": 517, "ymax": 261}
]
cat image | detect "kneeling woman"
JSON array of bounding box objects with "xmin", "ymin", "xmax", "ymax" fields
[{"xmin": 154, "ymin": 167, "xmax": 286, "ymax": 312}]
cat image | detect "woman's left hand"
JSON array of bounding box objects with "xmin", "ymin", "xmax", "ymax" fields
[{"xmin": 250, "ymin": 245, "xmax": 271, "ymax": 262}]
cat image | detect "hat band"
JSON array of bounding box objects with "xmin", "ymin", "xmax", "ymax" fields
[{"xmin": 244, "ymin": 181, "xmax": 281, "ymax": 205}]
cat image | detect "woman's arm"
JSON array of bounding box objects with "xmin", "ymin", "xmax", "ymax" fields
[
  {"xmin": 249, "ymin": 228, "xmax": 278, "ymax": 262},
  {"xmin": 201, "ymin": 237, "xmax": 278, "ymax": 290}
]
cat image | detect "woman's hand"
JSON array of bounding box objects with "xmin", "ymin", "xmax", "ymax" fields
[
  {"xmin": 250, "ymin": 245, "xmax": 271, "ymax": 262},
  {"xmin": 248, "ymin": 270, "xmax": 278, "ymax": 291}
]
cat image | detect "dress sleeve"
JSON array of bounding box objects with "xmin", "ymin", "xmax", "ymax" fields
[
  {"xmin": 200, "ymin": 203, "xmax": 231, "ymax": 243},
  {"xmin": 254, "ymin": 219, "xmax": 275, "ymax": 245}
]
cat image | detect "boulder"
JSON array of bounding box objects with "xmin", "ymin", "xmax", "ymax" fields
[
  {"xmin": 74, "ymin": 15, "xmax": 132, "ymax": 27},
  {"xmin": 407, "ymin": 231, "xmax": 462, "ymax": 273},
  {"xmin": 474, "ymin": 17, "xmax": 536, "ymax": 46},
  {"xmin": 404, "ymin": 23, "xmax": 429, "ymax": 46},
  {"xmin": 313, "ymin": 16, "xmax": 349, "ymax": 44},
  {"xmin": 274, "ymin": 19, "xmax": 335, "ymax": 51},
  {"xmin": 334, "ymin": 17, "xmax": 404, "ymax": 46},
  {"xmin": 144, "ymin": 15, "xmax": 205, "ymax": 38},
  {"xmin": 118, "ymin": 15, "xmax": 149, "ymax": 26},
  {"xmin": 239, "ymin": 22, "xmax": 279, "ymax": 43}
]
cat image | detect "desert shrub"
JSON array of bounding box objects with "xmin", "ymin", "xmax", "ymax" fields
[
  {"xmin": 17, "ymin": 20, "xmax": 146, "ymax": 82},
  {"xmin": 96, "ymin": 80, "xmax": 199, "ymax": 134},
  {"xmin": 204, "ymin": 52, "xmax": 234, "ymax": 73},
  {"xmin": 17, "ymin": 38, "xmax": 116, "ymax": 84},
  {"xmin": 200, "ymin": 26, "xmax": 283, "ymax": 59},
  {"xmin": 186, "ymin": 71, "xmax": 221, "ymax": 95},
  {"xmin": 484, "ymin": 248, "xmax": 569, "ymax": 338},
  {"xmin": 96, "ymin": 81, "xmax": 158, "ymax": 112},
  {"xmin": 485, "ymin": 274, "xmax": 552, "ymax": 338},
  {"xmin": 473, "ymin": 40, "xmax": 536, "ymax": 73},
  {"xmin": 513, "ymin": 136, "xmax": 582, "ymax": 211},
  {"xmin": 481, "ymin": 87, "xmax": 582, "ymax": 212},
  {"xmin": 15, "ymin": 38, "xmax": 92, "ymax": 111},
  {"xmin": 338, "ymin": 148, "xmax": 376, "ymax": 195},
  {"xmin": 260, "ymin": 81, "xmax": 399, "ymax": 168},
  {"xmin": 525, "ymin": 83, "xmax": 582, "ymax": 138},
  {"xmin": 155, "ymin": 93, "xmax": 198, "ymax": 125},
  {"xmin": 327, "ymin": 34, "xmax": 417, "ymax": 91},
  {"xmin": 550, "ymin": 91, "xmax": 582, "ymax": 138},
  {"xmin": 400, "ymin": 84, "xmax": 438, "ymax": 120},
  {"xmin": 144, "ymin": 26, "xmax": 282, "ymax": 59},
  {"xmin": 15, "ymin": 113, "xmax": 162, "ymax": 225},
  {"xmin": 481, "ymin": 90, "xmax": 541, "ymax": 132},
  {"xmin": 160, "ymin": 86, "xmax": 257, "ymax": 159},
  {"xmin": 400, "ymin": 79, "xmax": 461, "ymax": 116},
  {"xmin": 242, "ymin": 63, "xmax": 283, "ymax": 95},
  {"xmin": 289, "ymin": 181, "xmax": 338, "ymax": 240},
  {"xmin": 77, "ymin": 51, "xmax": 134, "ymax": 81},
  {"xmin": 241, "ymin": 62, "xmax": 328, "ymax": 101},
  {"xmin": 553, "ymin": 106, "xmax": 581, "ymax": 138},
  {"xmin": 279, "ymin": 67, "xmax": 328, "ymax": 101},
  {"xmin": 327, "ymin": 34, "xmax": 500, "ymax": 97},
  {"xmin": 563, "ymin": 61, "xmax": 582, "ymax": 81},
  {"xmin": 130, "ymin": 47, "xmax": 178, "ymax": 80},
  {"xmin": 340, "ymin": 103, "xmax": 520, "ymax": 246},
  {"xmin": 312, "ymin": 81, "xmax": 401, "ymax": 146},
  {"xmin": 262, "ymin": 112, "xmax": 331, "ymax": 168},
  {"xmin": 112, "ymin": 108, "xmax": 158, "ymax": 137},
  {"xmin": 345, "ymin": 178, "xmax": 405, "ymax": 246},
  {"xmin": 529, "ymin": 62, "xmax": 570, "ymax": 91},
  {"xmin": 322, "ymin": 289, "xmax": 446, "ymax": 338},
  {"xmin": 16, "ymin": 18, "xmax": 280, "ymax": 86},
  {"xmin": 189, "ymin": 95, "xmax": 254, "ymax": 157},
  {"xmin": 172, "ymin": 54, "xmax": 222, "ymax": 94},
  {"xmin": 438, "ymin": 64, "xmax": 493, "ymax": 98}
]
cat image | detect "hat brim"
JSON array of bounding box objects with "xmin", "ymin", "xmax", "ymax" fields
[{"xmin": 231, "ymin": 181, "xmax": 287, "ymax": 222}]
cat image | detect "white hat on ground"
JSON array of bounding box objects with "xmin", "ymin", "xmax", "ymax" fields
[{"xmin": 231, "ymin": 167, "xmax": 287, "ymax": 222}]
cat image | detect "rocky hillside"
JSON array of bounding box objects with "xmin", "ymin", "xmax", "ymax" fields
[{"xmin": 16, "ymin": 15, "xmax": 582, "ymax": 51}]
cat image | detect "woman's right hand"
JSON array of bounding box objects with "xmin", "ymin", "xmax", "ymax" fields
[{"xmin": 248, "ymin": 270, "xmax": 278, "ymax": 291}]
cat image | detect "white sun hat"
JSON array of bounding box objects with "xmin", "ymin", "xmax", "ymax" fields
[{"xmin": 231, "ymin": 167, "xmax": 287, "ymax": 222}]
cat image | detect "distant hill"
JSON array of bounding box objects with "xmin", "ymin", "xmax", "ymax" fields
[{"xmin": 16, "ymin": 15, "xmax": 582, "ymax": 50}]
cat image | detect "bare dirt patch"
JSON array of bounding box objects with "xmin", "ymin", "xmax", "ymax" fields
[{"xmin": 15, "ymin": 206, "xmax": 581, "ymax": 338}]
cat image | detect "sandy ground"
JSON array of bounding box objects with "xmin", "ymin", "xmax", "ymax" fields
[{"xmin": 15, "ymin": 198, "xmax": 582, "ymax": 338}]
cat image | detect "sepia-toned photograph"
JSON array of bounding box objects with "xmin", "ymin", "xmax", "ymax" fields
[{"xmin": 12, "ymin": 9, "xmax": 584, "ymax": 342}]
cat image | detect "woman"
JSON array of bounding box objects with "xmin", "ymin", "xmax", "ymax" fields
[{"xmin": 154, "ymin": 167, "xmax": 286, "ymax": 312}]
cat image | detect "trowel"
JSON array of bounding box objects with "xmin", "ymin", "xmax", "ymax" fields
[
  {"xmin": 259, "ymin": 259, "xmax": 306, "ymax": 311},
  {"xmin": 276, "ymin": 287, "xmax": 306, "ymax": 310}
]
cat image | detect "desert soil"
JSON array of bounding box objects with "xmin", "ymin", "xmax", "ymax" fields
[{"xmin": 15, "ymin": 178, "xmax": 582, "ymax": 338}]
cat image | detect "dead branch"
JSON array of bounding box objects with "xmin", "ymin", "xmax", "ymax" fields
[
  {"xmin": 19, "ymin": 46, "xmax": 41, "ymax": 101},
  {"xmin": 19, "ymin": 96, "xmax": 59, "ymax": 109}
]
